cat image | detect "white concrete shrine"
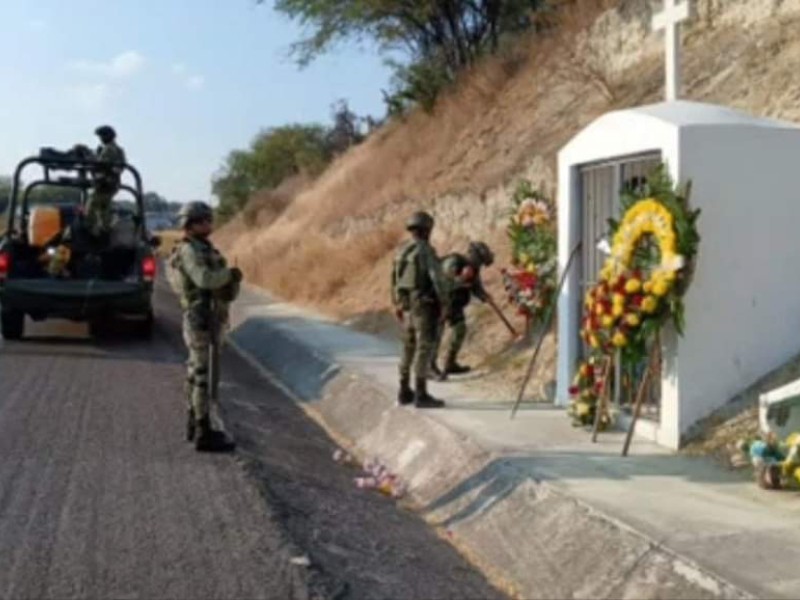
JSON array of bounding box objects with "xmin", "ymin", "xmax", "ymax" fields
[{"xmin": 555, "ymin": 100, "xmax": 800, "ymax": 448}]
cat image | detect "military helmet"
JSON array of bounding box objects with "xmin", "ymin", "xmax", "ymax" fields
[
  {"xmin": 177, "ymin": 201, "xmax": 213, "ymax": 229},
  {"xmin": 406, "ymin": 211, "xmax": 434, "ymax": 232},
  {"xmin": 95, "ymin": 125, "xmax": 116, "ymax": 139},
  {"xmin": 468, "ymin": 241, "xmax": 494, "ymax": 266}
]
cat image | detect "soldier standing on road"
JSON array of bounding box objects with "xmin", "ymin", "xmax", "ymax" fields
[
  {"xmin": 391, "ymin": 211, "xmax": 447, "ymax": 409},
  {"xmin": 169, "ymin": 202, "xmax": 242, "ymax": 452},
  {"xmin": 85, "ymin": 125, "xmax": 126, "ymax": 239},
  {"xmin": 431, "ymin": 241, "xmax": 495, "ymax": 380}
]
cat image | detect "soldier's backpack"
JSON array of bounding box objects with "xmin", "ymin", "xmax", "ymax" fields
[
  {"xmin": 394, "ymin": 241, "xmax": 421, "ymax": 295},
  {"xmin": 165, "ymin": 243, "xmax": 187, "ymax": 298}
]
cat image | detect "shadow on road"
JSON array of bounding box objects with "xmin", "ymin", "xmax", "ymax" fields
[{"xmin": 0, "ymin": 315, "xmax": 183, "ymax": 365}]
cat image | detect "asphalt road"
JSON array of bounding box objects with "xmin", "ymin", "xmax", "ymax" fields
[{"xmin": 0, "ymin": 281, "xmax": 504, "ymax": 600}]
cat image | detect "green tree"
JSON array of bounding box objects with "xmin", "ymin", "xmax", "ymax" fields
[
  {"xmin": 265, "ymin": 0, "xmax": 546, "ymax": 69},
  {"xmin": 212, "ymin": 124, "xmax": 332, "ymax": 220},
  {"xmin": 261, "ymin": 0, "xmax": 550, "ymax": 108}
]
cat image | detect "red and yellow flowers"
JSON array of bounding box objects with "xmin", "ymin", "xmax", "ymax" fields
[
  {"xmin": 580, "ymin": 191, "xmax": 692, "ymax": 354},
  {"xmin": 567, "ymin": 358, "xmax": 611, "ymax": 428},
  {"xmin": 569, "ymin": 165, "xmax": 700, "ymax": 428},
  {"xmin": 505, "ymin": 180, "xmax": 557, "ymax": 325}
]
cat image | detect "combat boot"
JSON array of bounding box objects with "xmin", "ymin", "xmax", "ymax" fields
[
  {"xmin": 429, "ymin": 361, "xmax": 447, "ymax": 381},
  {"xmin": 185, "ymin": 380, "xmax": 196, "ymax": 442},
  {"xmin": 398, "ymin": 377, "xmax": 414, "ymax": 406},
  {"xmin": 443, "ymin": 352, "xmax": 471, "ymax": 375},
  {"xmin": 194, "ymin": 416, "xmax": 236, "ymax": 453},
  {"xmin": 186, "ymin": 409, "xmax": 196, "ymax": 442},
  {"xmin": 414, "ymin": 377, "xmax": 445, "ymax": 409}
]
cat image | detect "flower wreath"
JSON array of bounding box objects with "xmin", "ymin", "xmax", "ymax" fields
[
  {"xmin": 502, "ymin": 180, "xmax": 557, "ymax": 327},
  {"xmin": 570, "ymin": 165, "xmax": 700, "ymax": 420}
]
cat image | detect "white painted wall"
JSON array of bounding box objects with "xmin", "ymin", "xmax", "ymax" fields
[
  {"xmin": 676, "ymin": 126, "xmax": 800, "ymax": 438},
  {"xmin": 556, "ymin": 101, "xmax": 800, "ymax": 449}
]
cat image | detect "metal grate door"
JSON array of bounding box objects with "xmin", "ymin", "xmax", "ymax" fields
[{"xmin": 578, "ymin": 152, "xmax": 662, "ymax": 419}]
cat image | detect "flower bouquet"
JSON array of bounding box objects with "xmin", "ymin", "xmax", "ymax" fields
[
  {"xmin": 567, "ymin": 358, "xmax": 612, "ymax": 429},
  {"xmin": 503, "ymin": 180, "xmax": 557, "ymax": 328}
]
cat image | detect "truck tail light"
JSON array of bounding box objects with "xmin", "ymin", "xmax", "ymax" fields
[
  {"xmin": 0, "ymin": 252, "xmax": 9, "ymax": 281},
  {"xmin": 142, "ymin": 256, "xmax": 156, "ymax": 282}
]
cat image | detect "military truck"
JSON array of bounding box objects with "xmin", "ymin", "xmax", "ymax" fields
[{"xmin": 0, "ymin": 149, "xmax": 160, "ymax": 340}]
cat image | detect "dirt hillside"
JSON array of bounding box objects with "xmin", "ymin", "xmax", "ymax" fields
[{"xmin": 216, "ymin": 0, "xmax": 800, "ymax": 402}]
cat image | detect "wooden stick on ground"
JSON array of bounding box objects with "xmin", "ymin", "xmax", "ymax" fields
[
  {"xmin": 591, "ymin": 355, "xmax": 613, "ymax": 443},
  {"xmin": 621, "ymin": 343, "xmax": 660, "ymax": 457},
  {"xmin": 510, "ymin": 242, "xmax": 581, "ymax": 420}
]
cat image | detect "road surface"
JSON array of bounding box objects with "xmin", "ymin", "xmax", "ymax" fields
[{"xmin": 0, "ymin": 281, "xmax": 504, "ymax": 600}]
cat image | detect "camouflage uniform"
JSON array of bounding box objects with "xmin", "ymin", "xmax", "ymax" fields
[
  {"xmin": 167, "ymin": 201, "xmax": 240, "ymax": 452},
  {"xmin": 86, "ymin": 140, "xmax": 126, "ymax": 238},
  {"xmin": 173, "ymin": 236, "xmax": 234, "ymax": 423},
  {"xmin": 433, "ymin": 241, "xmax": 494, "ymax": 378},
  {"xmin": 433, "ymin": 253, "xmax": 489, "ymax": 367},
  {"xmin": 392, "ymin": 211, "xmax": 448, "ymax": 408},
  {"xmin": 393, "ymin": 239, "xmax": 448, "ymax": 380}
]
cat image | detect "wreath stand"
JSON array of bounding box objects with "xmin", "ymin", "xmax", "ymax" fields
[
  {"xmin": 590, "ymin": 354, "xmax": 614, "ymax": 443},
  {"xmin": 510, "ymin": 242, "xmax": 581, "ymax": 419},
  {"xmin": 588, "ymin": 333, "xmax": 661, "ymax": 457},
  {"xmin": 621, "ymin": 335, "xmax": 661, "ymax": 457}
]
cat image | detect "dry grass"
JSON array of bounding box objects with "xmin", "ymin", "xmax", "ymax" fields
[
  {"xmin": 211, "ymin": 0, "xmax": 652, "ymax": 404},
  {"xmin": 156, "ymin": 229, "xmax": 183, "ymax": 259},
  {"xmin": 240, "ymin": 175, "xmax": 309, "ymax": 230},
  {"xmin": 217, "ymin": 4, "xmax": 620, "ymax": 246},
  {"xmin": 218, "ymin": 0, "xmax": 626, "ymax": 304},
  {"xmin": 228, "ymin": 222, "xmax": 405, "ymax": 311},
  {"xmin": 215, "ymin": 1, "xmax": 800, "ymax": 405},
  {"xmin": 213, "ymin": 1, "xmax": 632, "ymax": 405}
]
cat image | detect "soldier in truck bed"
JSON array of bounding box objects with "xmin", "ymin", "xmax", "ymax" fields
[{"xmin": 84, "ymin": 125, "xmax": 126, "ymax": 240}]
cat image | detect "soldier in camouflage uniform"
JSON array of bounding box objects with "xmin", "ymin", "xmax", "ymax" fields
[
  {"xmin": 170, "ymin": 201, "xmax": 242, "ymax": 452},
  {"xmin": 391, "ymin": 211, "xmax": 447, "ymax": 409},
  {"xmin": 85, "ymin": 125, "xmax": 126, "ymax": 239},
  {"xmin": 432, "ymin": 241, "xmax": 495, "ymax": 379}
]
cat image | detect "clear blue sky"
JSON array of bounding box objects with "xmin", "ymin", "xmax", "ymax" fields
[{"xmin": 0, "ymin": 0, "xmax": 393, "ymax": 202}]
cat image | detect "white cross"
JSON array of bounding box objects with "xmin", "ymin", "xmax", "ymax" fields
[{"xmin": 652, "ymin": 0, "xmax": 691, "ymax": 101}]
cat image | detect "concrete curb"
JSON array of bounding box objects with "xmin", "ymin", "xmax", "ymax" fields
[{"xmin": 226, "ymin": 296, "xmax": 753, "ymax": 600}]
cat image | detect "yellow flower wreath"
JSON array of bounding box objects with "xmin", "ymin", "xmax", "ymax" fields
[{"xmin": 600, "ymin": 198, "xmax": 684, "ymax": 296}]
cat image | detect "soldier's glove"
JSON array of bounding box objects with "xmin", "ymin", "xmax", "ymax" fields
[{"xmin": 230, "ymin": 267, "xmax": 243, "ymax": 283}]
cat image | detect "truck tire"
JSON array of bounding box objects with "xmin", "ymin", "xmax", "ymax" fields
[{"xmin": 1, "ymin": 310, "xmax": 24, "ymax": 340}]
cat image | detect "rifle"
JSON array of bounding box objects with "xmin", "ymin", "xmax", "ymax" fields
[
  {"xmin": 210, "ymin": 259, "xmax": 238, "ymax": 404},
  {"xmin": 209, "ymin": 295, "xmax": 220, "ymax": 403},
  {"xmin": 486, "ymin": 295, "xmax": 519, "ymax": 339}
]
